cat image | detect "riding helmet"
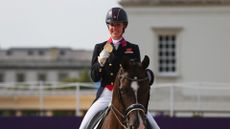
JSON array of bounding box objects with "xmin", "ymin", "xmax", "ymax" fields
[{"xmin": 105, "ymin": 7, "xmax": 128, "ymax": 26}]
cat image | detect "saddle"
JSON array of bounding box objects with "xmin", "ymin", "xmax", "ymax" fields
[{"xmin": 85, "ymin": 107, "xmax": 110, "ymax": 129}]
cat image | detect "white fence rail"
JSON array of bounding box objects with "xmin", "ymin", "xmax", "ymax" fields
[
  {"xmin": 149, "ymin": 82, "xmax": 230, "ymax": 117},
  {"xmin": 0, "ymin": 81, "xmax": 96, "ymax": 116},
  {"xmin": 0, "ymin": 82, "xmax": 230, "ymax": 117}
]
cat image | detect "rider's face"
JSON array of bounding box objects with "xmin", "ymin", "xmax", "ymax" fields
[{"xmin": 108, "ymin": 22, "xmax": 125, "ymax": 40}]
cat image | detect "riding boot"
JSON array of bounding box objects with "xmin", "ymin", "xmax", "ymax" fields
[{"xmin": 146, "ymin": 112, "xmax": 160, "ymax": 129}]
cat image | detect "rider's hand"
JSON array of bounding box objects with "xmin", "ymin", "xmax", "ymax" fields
[{"xmin": 98, "ymin": 50, "xmax": 110, "ymax": 67}]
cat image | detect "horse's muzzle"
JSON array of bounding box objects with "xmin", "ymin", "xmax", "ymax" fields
[
  {"xmin": 126, "ymin": 110, "xmax": 147, "ymax": 129},
  {"xmin": 129, "ymin": 123, "xmax": 146, "ymax": 129}
]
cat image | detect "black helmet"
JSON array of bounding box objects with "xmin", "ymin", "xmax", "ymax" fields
[{"xmin": 105, "ymin": 7, "xmax": 128, "ymax": 26}]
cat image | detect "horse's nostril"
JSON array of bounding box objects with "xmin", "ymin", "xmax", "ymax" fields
[
  {"xmin": 128, "ymin": 125, "xmax": 134, "ymax": 129},
  {"xmin": 131, "ymin": 125, "xmax": 140, "ymax": 129}
]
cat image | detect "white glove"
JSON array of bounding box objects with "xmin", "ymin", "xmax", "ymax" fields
[{"xmin": 98, "ymin": 50, "xmax": 110, "ymax": 67}]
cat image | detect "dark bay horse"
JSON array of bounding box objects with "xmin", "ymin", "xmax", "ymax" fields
[{"xmin": 100, "ymin": 55, "xmax": 151, "ymax": 129}]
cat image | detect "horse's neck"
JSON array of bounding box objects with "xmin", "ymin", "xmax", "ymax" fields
[{"xmin": 101, "ymin": 109, "xmax": 124, "ymax": 129}]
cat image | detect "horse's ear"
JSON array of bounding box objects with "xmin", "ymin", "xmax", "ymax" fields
[
  {"xmin": 146, "ymin": 69, "xmax": 154, "ymax": 86},
  {"xmin": 142, "ymin": 55, "xmax": 149, "ymax": 69}
]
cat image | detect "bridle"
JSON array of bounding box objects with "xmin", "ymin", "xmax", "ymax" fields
[
  {"xmin": 111, "ymin": 103, "xmax": 146, "ymax": 129},
  {"xmin": 110, "ymin": 71, "xmax": 149, "ymax": 128},
  {"xmin": 123, "ymin": 76, "xmax": 149, "ymax": 82}
]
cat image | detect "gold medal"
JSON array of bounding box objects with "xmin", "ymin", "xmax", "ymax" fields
[{"xmin": 103, "ymin": 43, "xmax": 113, "ymax": 53}]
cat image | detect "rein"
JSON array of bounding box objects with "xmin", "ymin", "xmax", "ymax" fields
[
  {"xmin": 111, "ymin": 103, "xmax": 146, "ymax": 129},
  {"xmin": 111, "ymin": 104, "xmax": 127, "ymax": 129}
]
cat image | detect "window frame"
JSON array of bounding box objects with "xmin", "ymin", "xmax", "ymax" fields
[
  {"xmin": 0, "ymin": 72, "xmax": 4, "ymax": 83},
  {"xmin": 16, "ymin": 72, "xmax": 26, "ymax": 83},
  {"xmin": 58, "ymin": 72, "xmax": 68, "ymax": 82},
  {"xmin": 153, "ymin": 27, "xmax": 182, "ymax": 77},
  {"xmin": 37, "ymin": 73, "xmax": 47, "ymax": 82}
]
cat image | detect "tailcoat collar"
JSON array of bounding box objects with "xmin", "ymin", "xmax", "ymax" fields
[{"xmin": 107, "ymin": 37, "xmax": 127, "ymax": 47}]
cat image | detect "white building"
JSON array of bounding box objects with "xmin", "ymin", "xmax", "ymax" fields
[
  {"xmin": 119, "ymin": 0, "xmax": 230, "ymax": 84},
  {"xmin": 0, "ymin": 47, "xmax": 92, "ymax": 83}
]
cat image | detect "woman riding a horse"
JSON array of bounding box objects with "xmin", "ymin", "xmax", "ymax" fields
[{"xmin": 79, "ymin": 7, "xmax": 160, "ymax": 129}]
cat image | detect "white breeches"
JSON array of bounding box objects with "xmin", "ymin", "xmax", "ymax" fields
[
  {"xmin": 79, "ymin": 88, "xmax": 160, "ymax": 129},
  {"xmin": 79, "ymin": 88, "xmax": 112, "ymax": 129}
]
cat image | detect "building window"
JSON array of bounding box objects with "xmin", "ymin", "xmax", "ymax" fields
[
  {"xmin": 37, "ymin": 73, "xmax": 46, "ymax": 82},
  {"xmin": 0, "ymin": 73, "xmax": 4, "ymax": 82},
  {"xmin": 158, "ymin": 35, "xmax": 176, "ymax": 74},
  {"xmin": 28, "ymin": 50, "xmax": 34, "ymax": 55},
  {"xmin": 153, "ymin": 27, "xmax": 182, "ymax": 77},
  {"xmin": 58, "ymin": 72, "xmax": 68, "ymax": 82},
  {"xmin": 59, "ymin": 50, "xmax": 66, "ymax": 56},
  {"xmin": 16, "ymin": 73, "xmax": 25, "ymax": 82},
  {"xmin": 38, "ymin": 50, "xmax": 45, "ymax": 56},
  {"xmin": 6, "ymin": 50, "xmax": 13, "ymax": 56}
]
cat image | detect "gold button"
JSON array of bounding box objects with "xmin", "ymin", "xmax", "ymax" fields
[
  {"xmin": 110, "ymin": 73, "xmax": 113, "ymax": 76},
  {"xmin": 111, "ymin": 82, "xmax": 114, "ymax": 85},
  {"xmin": 99, "ymin": 68, "xmax": 102, "ymax": 72},
  {"xmin": 109, "ymin": 63, "xmax": 112, "ymax": 66}
]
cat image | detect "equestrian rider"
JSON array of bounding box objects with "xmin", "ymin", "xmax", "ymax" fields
[{"xmin": 79, "ymin": 7, "xmax": 160, "ymax": 129}]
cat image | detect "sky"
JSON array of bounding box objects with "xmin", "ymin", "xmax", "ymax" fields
[{"xmin": 0, "ymin": 0, "xmax": 120, "ymax": 50}]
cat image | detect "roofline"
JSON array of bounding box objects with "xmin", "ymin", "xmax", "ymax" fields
[{"xmin": 119, "ymin": 0, "xmax": 230, "ymax": 7}]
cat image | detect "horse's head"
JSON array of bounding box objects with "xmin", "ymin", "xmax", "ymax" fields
[{"xmin": 112, "ymin": 55, "xmax": 151, "ymax": 129}]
